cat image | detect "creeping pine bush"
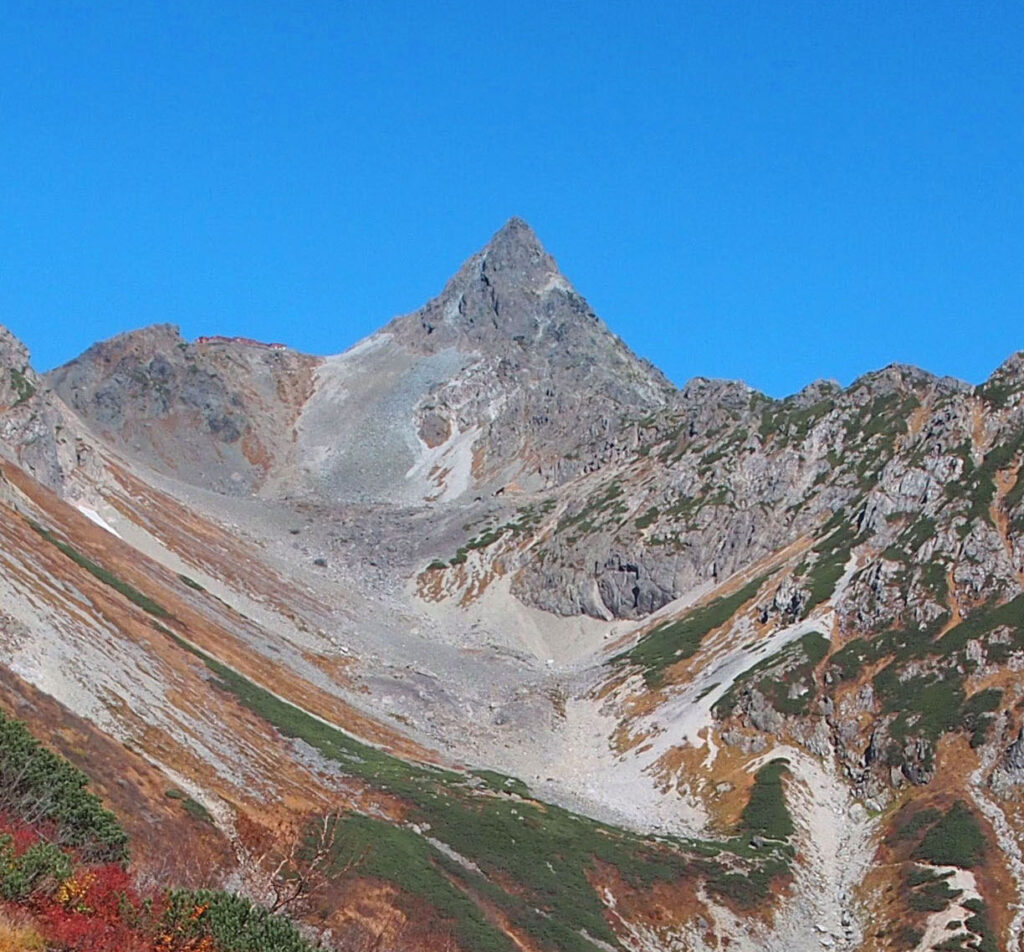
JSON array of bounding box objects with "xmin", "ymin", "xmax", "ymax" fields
[
  {"xmin": 913, "ymin": 801, "xmax": 987, "ymax": 869},
  {"xmin": 0, "ymin": 710, "xmax": 128, "ymax": 862},
  {"xmin": 739, "ymin": 759, "xmax": 794, "ymax": 841},
  {"xmin": 0, "ymin": 835, "xmax": 72, "ymax": 900},
  {"xmin": 163, "ymin": 891, "xmax": 317, "ymax": 952}
]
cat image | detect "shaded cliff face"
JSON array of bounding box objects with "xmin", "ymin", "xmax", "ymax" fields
[
  {"xmin": 0, "ymin": 325, "xmax": 93, "ymax": 493},
  {"xmin": 0, "ymin": 325, "xmax": 36, "ymax": 410},
  {"xmin": 4, "ymin": 220, "xmax": 1024, "ymax": 952}
]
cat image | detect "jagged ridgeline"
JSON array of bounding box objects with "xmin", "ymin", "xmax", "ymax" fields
[{"xmin": 0, "ymin": 219, "xmax": 1023, "ymax": 950}]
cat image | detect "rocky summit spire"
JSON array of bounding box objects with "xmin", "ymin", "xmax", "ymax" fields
[
  {"xmin": 477, "ymin": 216, "xmax": 552, "ymax": 280},
  {"xmin": 372, "ymin": 219, "xmax": 674, "ymax": 495},
  {"xmin": 390, "ymin": 218, "xmax": 602, "ymax": 352},
  {"xmin": 385, "ymin": 217, "xmax": 673, "ymax": 406},
  {"xmin": 385, "ymin": 217, "xmax": 570, "ymax": 349}
]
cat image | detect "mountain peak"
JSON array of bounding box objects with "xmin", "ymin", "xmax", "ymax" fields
[
  {"xmin": 483, "ymin": 216, "xmax": 545, "ymax": 256},
  {"xmin": 382, "ymin": 218, "xmax": 675, "ymax": 401},
  {"xmin": 387, "ymin": 219, "xmax": 581, "ymax": 351},
  {"xmin": 473, "ymin": 216, "xmax": 559, "ymax": 297},
  {"xmin": 374, "ymin": 221, "xmax": 675, "ymax": 476}
]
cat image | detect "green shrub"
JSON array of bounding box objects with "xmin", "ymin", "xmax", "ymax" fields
[
  {"xmin": 893, "ymin": 924, "xmax": 924, "ymax": 949},
  {"xmin": 714, "ymin": 631, "xmax": 828, "ymax": 719},
  {"xmin": 616, "ymin": 575, "xmax": 766, "ymax": 686},
  {"xmin": 904, "ymin": 866, "xmax": 960, "ymax": 912},
  {"xmin": 634, "ymin": 506, "xmax": 660, "ymax": 530},
  {"xmin": 962, "ymin": 899, "xmax": 999, "ymax": 952},
  {"xmin": 163, "ymin": 890, "xmax": 317, "ymax": 952},
  {"xmin": 8, "ymin": 367, "xmax": 36, "ymax": 405},
  {"xmin": 0, "ymin": 711, "xmax": 128, "ymax": 862},
  {"xmin": 28, "ymin": 521, "xmax": 171, "ymax": 619},
  {"xmin": 326, "ymin": 815, "xmax": 514, "ymax": 952},
  {"xmin": 889, "ymin": 806, "xmax": 942, "ymax": 844},
  {"xmin": 0, "ymin": 836, "xmax": 72, "ymax": 900},
  {"xmin": 837, "ymin": 594, "xmax": 1024, "ymax": 772},
  {"xmin": 913, "ymin": 802, "xmax": 986, "ymax": 869},
  {"xmin": 877, "ymin": 671, "xmax": 964, "ymax": 746},
  {"xmin": 165, "ymin": 789, "xmax": 214, "ymax": 825},
  {"xmin": 801, "ymin": 514, "xmax": 861, "ymax": 616},
  {"xmin": 739, "ymin": 760, "xmax": 794, "ymax": 841}
]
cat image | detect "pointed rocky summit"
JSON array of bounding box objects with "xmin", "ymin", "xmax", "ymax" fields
[
  {"xmin": 386, "ymin": 217, "xmax": 575, "ymax": 348},
  {"xmin": 388, "ymin": 218, "xmax": 672, "ymax": 399}
]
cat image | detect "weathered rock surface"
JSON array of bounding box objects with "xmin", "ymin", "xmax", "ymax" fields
[
  {"xmin": 0, "ymin": 326, "xmax": 89, "ymax": 492},
  {"xmin": 47, "ymin": 324, "xmax": 320, "ymax": 495}
]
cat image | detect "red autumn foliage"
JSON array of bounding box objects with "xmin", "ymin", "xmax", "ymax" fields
[
  {"xmin": 0, "ymin": 812, "xmax": 54, "ymax": 853},
  {"xmin": 33, "ymin": 864, "xmax": 153, "ymax": 952},
  {"xmin": 0, "ymin": 818, "xmax": 214, "ymax": 952}
]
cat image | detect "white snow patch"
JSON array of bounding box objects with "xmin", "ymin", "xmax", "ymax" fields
[{"xmin": 75, "ymin": 505, "xmax": 122, "ymax": 539}]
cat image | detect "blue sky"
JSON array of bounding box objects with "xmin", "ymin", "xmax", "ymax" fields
[{"xmin": 1, "ymin": 2, "xmax": 1022, "ymax": 397}]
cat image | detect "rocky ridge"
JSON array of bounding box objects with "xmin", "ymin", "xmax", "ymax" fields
[{"xmin": 1, "ymin": 219, "xmax": 1023, "ymax": 951}]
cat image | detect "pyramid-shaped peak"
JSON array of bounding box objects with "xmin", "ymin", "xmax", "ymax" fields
[
  {"xmin": 474, "ymin": 217, "xmax": 558, "ymax": 285},
  {"xmin": 485, "ymin": 216, "xmax": 544, "ymax": 253},
  {"xmin": 385, "ymin": 218, "xmax": 582, "ymax": 352},
  {"xmin": 382, "ymin": 219, "xmax": 673, "ymax": 402}
]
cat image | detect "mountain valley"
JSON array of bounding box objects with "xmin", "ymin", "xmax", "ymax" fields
[{"xmin": 2, "ymin": 219, "xmax": 1024, "ymax": 952}]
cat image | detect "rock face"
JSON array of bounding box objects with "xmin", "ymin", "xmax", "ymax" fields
[
  {"xmin": 1010, "ymin": 729, "xmax": 1024, "ymax": 772},
  {"xmin": 511, "ymin": 363, "xmax": 998, "ymax": 620},
  {"xmin": 385, "ymin": 218, "xmax": 673, "ymax": 486},
  {"xmin": 0, "ymin": 326, "xmax": 86, "ymax": 492},
  {"xmin": 48, "ymin": 324, "xmax": 320, "ymax": 495},
  {"xmin": 0, "ymin": 325, "xmax": 37, "ymax": 411}
]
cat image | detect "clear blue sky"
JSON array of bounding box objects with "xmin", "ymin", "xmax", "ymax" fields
[{"xmin": 2, "ymin": 2, "xmax": 1022, "ymax": 397}]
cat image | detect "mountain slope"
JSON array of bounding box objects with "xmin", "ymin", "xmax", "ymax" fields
[{"xmin": 3, "ymin": 220, "xmax": 1024, "ymax": 952}]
